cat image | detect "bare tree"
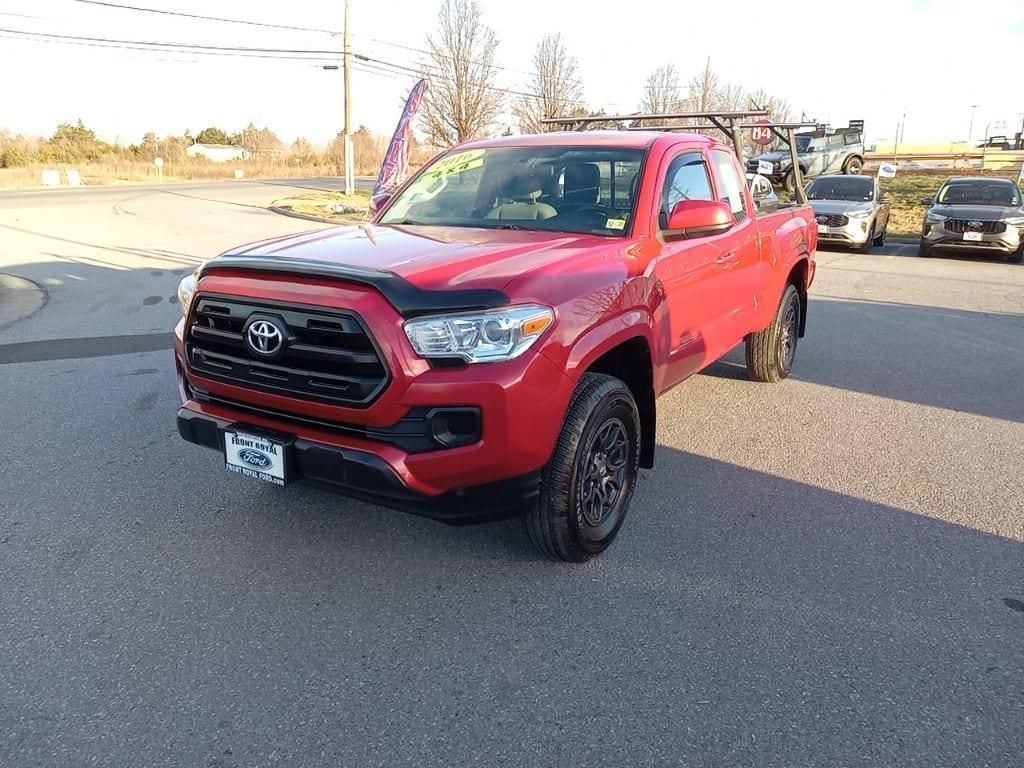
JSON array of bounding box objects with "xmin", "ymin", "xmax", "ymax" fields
[
  {"xmin": 419, "ymin": 0, "xmax": 503, "ymax": 146},
  {"xmin": 513, "ymin": 33, "xmax": 583, "ymax": 134},
  {"xmin": 640, "ymin": 64, "xmax": 681, "ymax": 116},
  {"xmin": 685, "ymin": 57, "xmax": 720, "ymax": 113}
]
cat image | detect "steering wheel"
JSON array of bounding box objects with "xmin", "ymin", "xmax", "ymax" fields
[{"xmin": 571, "ymin": 204, "xmax": 617, "ymax": 220}]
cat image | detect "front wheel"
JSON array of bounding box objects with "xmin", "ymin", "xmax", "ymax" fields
[
  {"xmin": 872, "ymin": 224, "xmax": 886, "ymax": 246},
  {"xmin": 746, "ymin": 283, "xmax": 801, "ymax": 383},
  {"xmin": 918, "ymin": 238, "xmax": 932, "ymax": 257},
  {"xmin": 857, "ymin": 225, "xmax": 874, "ymax": 253},
  {"xmin": 1007, "ymin": 245, "xmax": 1024, "ymax": 264},
  {"xmin": 525, "ymin": 373, "xmax": 641, "ymax": 562}
]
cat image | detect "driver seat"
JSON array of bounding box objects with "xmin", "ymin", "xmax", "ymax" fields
[
  {"xmin": 486, "ymin": 172, "xmax": 556, "ymax": 221},
  {"xmin": 562, "ymin": 163, "xmax": 601, "ymax": 208}
]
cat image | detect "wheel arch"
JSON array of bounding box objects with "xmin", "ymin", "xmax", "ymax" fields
[
  {"xmin": 581, "ymin": 336, "xmax": 656, "ymax": 469},
  {"xmin": 786, "ymin": 257, "xmax": 810, "ymax": 337}
]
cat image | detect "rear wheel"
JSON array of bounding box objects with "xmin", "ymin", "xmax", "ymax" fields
[
  {"xmin": 783, "ymin": 170, "xmax": 803, "ymax": 196},
  {"xmin": 746, "ymin": 283, "xmax": 801, "ymax": 383},
  {"xmin": 525, "ymin": 373, "xmax": 641, "ymax": 562},
  {"xmin": 843, "ymin": 156, "xmax": 863, "ymax": 175}
]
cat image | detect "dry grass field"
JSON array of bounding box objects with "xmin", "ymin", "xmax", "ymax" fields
[
  {"xmin": 271, "ymin": 190, "xmax": 373, "ymax": 223},
  {"xmin": 0, "ymin": 158, "xmax": 343, "ymax": 188}
]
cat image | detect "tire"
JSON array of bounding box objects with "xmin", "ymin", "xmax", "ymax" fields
[
  {"xmin": 918, "ymin": 238, "xmax": 932, "ymax": 257},
  {"xmin": 746, "ymin": 283, "xmax": 801, "ymax": 383},
  {"xmin": 872, "ymin": 224, "xmax": 886, "ymax": 247},
  {"xmin": 1007, "ymin": 245, "xmax": 1024, "ymax": 264},
  {"xmin": 783, "ymin": 170, "xmax": 803, "ymax": 196},
  {"xmin": 843, "ymin": 156, "xmax": 863, "ymax": 175},
  {"xmin": 857, "ymin": 225, "xmax": 874, "ymax": 253},
  {"xmin": 525, "ymin": 373, "xmax": 641, "ymax": 562}
]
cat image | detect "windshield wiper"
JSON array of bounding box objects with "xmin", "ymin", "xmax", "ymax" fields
[
  {"xmin": 385, "ymin": 218, "xmax": 425, "ymax": 226},
  {"xmin": 497, "ymin": 223, "xmax": 524, "ymax": 230}
]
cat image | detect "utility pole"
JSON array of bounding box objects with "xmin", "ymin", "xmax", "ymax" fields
[
  {"xmin": 967, "ymin": 104, "xmax": 978, "ymax": 145},
  {"xmin": 342, "ymin": 0, "xmax": 354, "ymax": 195}
]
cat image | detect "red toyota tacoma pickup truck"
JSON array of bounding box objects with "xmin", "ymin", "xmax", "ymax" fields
[{"xmin": 174, "ymin": 130, "xmax": 816, "ymax": 561}]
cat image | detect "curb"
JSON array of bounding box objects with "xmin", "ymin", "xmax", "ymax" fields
[
  {"xmin": 0, "ymin": 273, "xmax": 46, "ymax": 331},
  {"xmin": 269, "ymin": 205, "xmax": 349, "ymax": 225}
]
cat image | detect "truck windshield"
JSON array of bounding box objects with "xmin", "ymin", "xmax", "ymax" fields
[
  {"xmin": 807, "ymin": 177, "xmax": 874, "ymax": 202},
  {"xmin": 936, "ymin": 182, "xmax": 1021, "ymax": 207},
  {"xmin": 379, "ymin": 146, "xmax": 645, "ymax": 236}
]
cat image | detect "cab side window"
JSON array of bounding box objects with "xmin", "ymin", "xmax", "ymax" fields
[
  {"xmin": 710, "ymin": 150, "xmax": 747, "ymax": 220},
  {"xmin": 660, "ymin": 152, "xmax": 713, "ymax": 229}
]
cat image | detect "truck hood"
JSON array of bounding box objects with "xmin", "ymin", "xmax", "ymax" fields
[
  {"xmin": 224, "ymin": 223, "xmax": 618, "ymax": 292},
  {"xmin": 753, "ymin": 150, "xmax": 792, "ymax": 163},
  {"xmin": 929, "ymin": 204, "xmax": 1022, "ymax": 220}
]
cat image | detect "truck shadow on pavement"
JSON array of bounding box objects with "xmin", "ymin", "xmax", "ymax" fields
[
  {"xmin": 704, "ymin": 296, "xmax": 1024, "ymax": 424},
  {"xmin": 227, "ymin": 441, "xmax": 1023, "ymax": 762}
]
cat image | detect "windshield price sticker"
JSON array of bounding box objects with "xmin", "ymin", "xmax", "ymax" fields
[
  {"xmin": 422, "ymin": 149, "xmax": 485, "ymax": 180},
  {"xmin": 606, "ymin": 218, "xmax": 626, "ymax": 230}
]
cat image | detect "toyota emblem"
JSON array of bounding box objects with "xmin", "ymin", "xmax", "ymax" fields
[{"xmin": 246, "ymin": 319, "xmax": 284, "ymax": 356}]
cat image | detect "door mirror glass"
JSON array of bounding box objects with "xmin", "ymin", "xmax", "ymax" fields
[{"xmin": 664, "ymin": 199, "xmax": 734, "ymax": 238}]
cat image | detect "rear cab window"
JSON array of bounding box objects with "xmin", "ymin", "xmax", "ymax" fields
[{"xmin": 710, "ymin": 150, "xmax": 748, "ymax": 221}]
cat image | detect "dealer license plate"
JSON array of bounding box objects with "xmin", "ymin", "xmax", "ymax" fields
[
  {"xmin": 224, "ymin": 430, "xmax": 287, "ymax": 485},
  {"xmin": 963, "ymin": 231, "xmax": 983, "ymax": 242}
]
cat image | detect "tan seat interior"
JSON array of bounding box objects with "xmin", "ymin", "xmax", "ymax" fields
[{"xmin": 486, "ymin": 171, "xmax": 556, "ymax": 221}]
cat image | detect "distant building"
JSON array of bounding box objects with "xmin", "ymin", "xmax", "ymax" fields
[{"xmin": 186, "ymin": 143, "xmax": 249, "ymax": 162}]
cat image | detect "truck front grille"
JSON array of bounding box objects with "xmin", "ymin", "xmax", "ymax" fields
[
  {"xmin": 185, "ymin": 296, "xmax": 389, "ymax": 407},
  {"xmin": 945, "ymin": 219, "xmax": 1006, "ymax": 234},
  {"xmin": 816, "ymin": 214, "xmax": 849, "ymax": 227}
]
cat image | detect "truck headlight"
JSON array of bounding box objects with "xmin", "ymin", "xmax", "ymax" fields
[
  {"xmin": 925, "ymin": 212, "xmax": 947, "ymax": 223},
  {"xmin": 846, "ymin": 209, "xmax": 871, "ymax": 218},
  {"xmin": 1005, "ymin": 215, "xmax": 1024, "ymax": 226},
  {"xmin": 177, "ymin": 271, "xmax": 198, "ymax": 316},
  {"xmin": 403, "ymin": 305, "xmax": 554, "ymax": 363}
]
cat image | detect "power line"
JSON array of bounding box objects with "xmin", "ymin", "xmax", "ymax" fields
[
  {"xmin": 0, "ymin": 27, "xmax": 339, "ymax": 55},
  {"xmin": 0, "ymin": 30, "xmax": 338, "ymax": 64},
  {"xmin": 2, "ymin": 25, "xmax": 615, "ymax": 108},
  {"xmin": 72, "ymin": 0, "xmax": 340, "ymax": 35},
  {"xmin": 70, "ymin": 0, "xmax": 594, "ymax": 95}
]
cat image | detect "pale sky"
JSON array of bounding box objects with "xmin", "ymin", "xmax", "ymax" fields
[{"xmin": 1, "ymin": 0, "xmax": 1022, "ymax": 147}]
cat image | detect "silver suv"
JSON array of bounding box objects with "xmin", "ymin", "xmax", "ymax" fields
[
  {"xmin": 807, "ymin": 175, "xmax": 890, "ymax": 253},
  {"xmin": 919, "ymin": 177, "xmax": 1024, "ymax": 263}
]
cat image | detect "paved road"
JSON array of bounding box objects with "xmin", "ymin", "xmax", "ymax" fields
[{"xmin": 1, "ymin": 182, "xmax": 1022, "ymax": 767}]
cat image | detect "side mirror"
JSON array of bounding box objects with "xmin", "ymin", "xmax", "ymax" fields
[
  {"xmin": 919, "ymin": 196, "xmax": 933, "ymax": 206},
  {"xmin": 369, "ymin": 192, "xmax": 391, "ymax": 215},
  {"xmin": 664, "ymin": 199, "xmax": 734, "ymax": 239}
]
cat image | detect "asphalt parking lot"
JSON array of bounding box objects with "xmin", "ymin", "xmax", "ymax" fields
[{"xmin": 1, "ymin": 181, "xmax": 1022, "ymax": 767}]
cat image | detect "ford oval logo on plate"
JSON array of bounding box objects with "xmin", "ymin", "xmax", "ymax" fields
[{"xmin": 238, "ymin": 448, "xmax": 272, "ymax": 469}]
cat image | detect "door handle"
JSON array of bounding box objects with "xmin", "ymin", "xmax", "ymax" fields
[{"xmin": 716, "ymin": 252, "xmax": 738, "ymax": 267}]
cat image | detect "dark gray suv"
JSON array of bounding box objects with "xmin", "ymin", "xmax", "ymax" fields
[{"xmin": 919, "ymin": 177, "xmax": 1024, "ymax": 263}]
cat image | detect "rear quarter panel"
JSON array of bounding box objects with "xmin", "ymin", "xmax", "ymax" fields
[{"xmin": 752, "ymin": 205, "xmax": 816, "ymax": 332}]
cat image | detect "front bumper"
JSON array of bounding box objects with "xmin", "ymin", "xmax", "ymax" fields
[
  {"xmin": 922, "ymin": 221, "xmax": 1022, "ymax": 254},
  {"xmin": 174, "ymin": 271, "xmax": 577, "ymax": 509},
  {"xmin": 177, "ymin": 408, "xmax": 540, "ymax": 523},
  {"xmin": 815, "ymin": 217, "xmax": 873, "ymax": 246}
]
